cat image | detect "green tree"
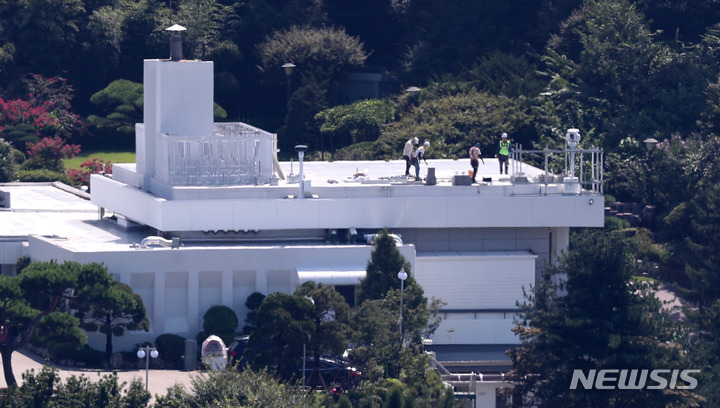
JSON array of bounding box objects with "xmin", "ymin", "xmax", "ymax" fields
[
  {"xmin": 257, "ymin": 25, "xmax": 367, "ymax": 77},
  {"xmin": 257, "ymin": 25, "xmax": 368, "ymax": 151},
  {"xmin": 316, "ymin": 99, "xmax": 395, "ymax": 158},
  {"xmin": 196, "ymin": 304, "xmax": 239, "ymax": 347},
  {"xmin": 357, "ymin": 230, "xmax": 412, "ymax": 303},
  {"xmin": 323, "ymin": 0, "xmax": 402, "ymax": 68},
  {"xmin": 685, "ymin": 299, "xmax": 720, "ymax": 406},
  {"xmin": 174, "ymin": 0, "xmax": 236, "ymax": 61},
  {"xmin": 0, "ymin": 261, "xmax": 115, "ymax": 386},
  {"xmin": 352, "ymin": 229, "xmax": 443, "ymax": 389},
  {"xmin": 294, "ymin": 281, "xmax": 352, "ymax": 388},
  {"xmin": 246, "ymin": 292, "xmax": 312, "ymax": 381},
  {"xmin": 0, "ymin": 365, "xmax": 150, "ymax": 408},
  {"xmin": 0, "ymin": 138, "xmax": 19, "ymax": 182},
  {"xmin": 537, "ymin": 0, "xmax": 709, "ymax": 149},
  {"xmin": 509, "ymin": 229, "xmax": 700, "ymax": 407},
  {"xmin": 397, "ymin": 0, "xmax": 552, "ymax": 84},
  {"xmin": 87, "ymin": 79, "xmax": 144, "ymax": 148},
  {"xmin": 74, "ymin": 281, "xmax": 149, "ymax": 361},
  {"xmin": 154, "ymin": 366, "xmax": 306, "ymax": 408},
  {"xmin": 0, "ymin": 0, "xmax": 85, "ymax": 79},
  {"xmin": 372, "ymin": 86, "xmax": 533, "ymax": 161},
  {"xmin": 242, "ymin": 292, "xmax": 265, "ymax": 335},
  {"xmin": 667, "ymin": 182, "xmax": 720, "ymax": 308},
  {"xmin": 468, "ymin": 51, "xmax": 546, "ymax": 99},
  {"xmin": 282, "ymin": 80, "xmax": 327, "ymax": 153}
]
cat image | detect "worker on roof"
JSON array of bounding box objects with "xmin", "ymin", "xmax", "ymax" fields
[
  {"xmin": 402, "ymin": 137, "xmax": 419, "ymax": 176},
  {"xmin": 469, "ymin": 143, "xmax": 484, "ymax": 183},
  {"xmin": 411, "ymin": 141, "xmax": 430, "ymax": 181},
  {"xmin": 495, "ymin": 133, "xmax": 511, "ymax": 175}
]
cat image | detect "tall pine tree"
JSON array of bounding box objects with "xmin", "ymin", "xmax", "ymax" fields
[{"xmin": 509, "ymin": 229, "xmax": 702, "ymax": 407}]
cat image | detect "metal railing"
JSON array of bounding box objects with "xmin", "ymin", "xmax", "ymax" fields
[
  {"xmin": 511, "ymin": 144, "xmax": 604, "ymax": 195},
  {"xmin": 161, "ymin": 123, "xmax": 277, "ymax": 186}
]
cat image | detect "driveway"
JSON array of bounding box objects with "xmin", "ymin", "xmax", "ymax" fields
[{"xmin": 0, "ymin": 348, "xmax": 198, "ymax": 400}]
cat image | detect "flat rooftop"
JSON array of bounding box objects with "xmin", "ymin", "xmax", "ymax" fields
[
  {"xmin": 1, "ymin": 158, "xmax": 599, "ymax": 256},
  {"xmin": 0, "ymin": 182, "xmax": 150, "ymax": 251},
  {"xmin": 276, "ymin": 157, "xmax": 535, "ymax": 186}
]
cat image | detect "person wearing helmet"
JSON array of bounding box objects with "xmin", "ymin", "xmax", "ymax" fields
[
  {"xmin": 402, "ymin": 137, "xmax": 419, "ymax": 176},
  {"xmin": 495, "ymin": 133, "xmax": 511, "ymax": 175},
  {"xmin": 411, "ymin": 141, "xmax": 430, "ymax": 181},
  {"xmin": 469, "ymin": 143, "xmax": 484, "ymax": 183}
]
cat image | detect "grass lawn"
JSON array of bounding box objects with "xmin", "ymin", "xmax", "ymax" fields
[
  {"xmin": 63, "ymin": 150, "xmax": 135, "ymax": 171},
  {"xmin": 632, "ymin": 275, "xmax": 657, "ymax": 283}
]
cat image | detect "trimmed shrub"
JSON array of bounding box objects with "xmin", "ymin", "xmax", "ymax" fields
[
  {"xmin": 17, "ymin": 169, "xmax": 73, "ymax": 184},
  {"xmin": 196, "ymin": 305, "xmax": 239, "ymax": 346},
  {"xmin": 48, "ymin": 342, "xmax": 104, "ymax": 367},
  {"xmin": 155, "ymin": 333, "xmax": 186, "ymax": 369}
]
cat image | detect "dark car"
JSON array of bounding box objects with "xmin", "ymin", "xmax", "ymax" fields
[
  {"xmin": 299, "ymin": 357, "xmax": 362, "ymax": 389},
  {"xmin": 227, "ymin": 335, "xmax": 249, "ymax": 366}
]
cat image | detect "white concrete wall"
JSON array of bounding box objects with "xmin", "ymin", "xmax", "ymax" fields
[
  {"xmin": 91, "ymin": 174, "xmax": 604, "ymax": 232},
  {"xmin": 433, "ymin": 318, "xmax": 518, "ymax": 344},
  {"xmin": 144, "ymin": 60, "xmax": 214, "ymax": 139},
  {"xmin": 415, "ymin": 252, "xmax": 535, "ymax": 345},
  {"xmin": 475, "ymin": 382, "xmax": 511, "ymax": 408},
  {"xmin": 27, "ymin": 235, "xmax": 416, "ymax": 350},
  {"xmin": 416, "ymin": 252, "xmax": 536, "ymax": 309},
  {"xmin": 141, "ymin": 60, "xmax": 214, "ymax": 190}
]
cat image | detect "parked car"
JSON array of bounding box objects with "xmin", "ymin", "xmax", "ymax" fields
[
  {"xmin": 227, "ymin": 335, "xmax": 249, "ymax": 366},
  {"xmin": 299, "ymin": 357, "xmax": 362, "ymax": 389}
]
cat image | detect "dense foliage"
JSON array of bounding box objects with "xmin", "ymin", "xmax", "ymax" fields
[
  {"xmin": 510, "ymin": 229, "xmax": 702, "ymax": 407},
  {"xmin": 4, "ymin": 0, "xmax": 720, "ymax": 405},
  {"xmin": 74, "ymin": 281, "xmax": 149, "ymax": 361},
  {"xmin": 196, "ymin": 304, "xmax": 239, "ymax": 347},
  {"xmin": 0, "ymin": 261, "xmax": 134, "ymax": 386}
]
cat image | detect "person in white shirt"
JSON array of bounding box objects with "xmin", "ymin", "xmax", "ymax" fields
[
  {"xmin": 412, "ymin": 141, "xmax": 430, "ymax": 181},
  {"xmin": 469, "ymin": 143, "xmax": 484, "ymax": 183},
  {"xmin": 402, "ymin": 137, "xmax": 419, "ymax": 176}
]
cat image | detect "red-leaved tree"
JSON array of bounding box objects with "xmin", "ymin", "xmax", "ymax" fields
[
  {"xmin": 67, "ymin": 157, "xmax": 113, "ymax": 188},
  {"xmin": 25, "ymin": 136, "xmax": 81, "ymax": 172},
  {"xmin": 0, "ymin": 75, "xmax": 86, "ymax": 152}
]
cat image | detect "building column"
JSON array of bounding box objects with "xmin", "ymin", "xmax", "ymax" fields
[
  {"xmin": 154, "ymin": 272, "xmax": 166, "ymax": 334},
  {"xmin": 221, "ymin": 270, "xmax": 233, "ymax": 307},
  {"xmin": 550, "ymin": 227, "xmax": 570, "ymax": 266},
  {"xmin": 187, "ymin": 270, "xmax": 199, "ymax": 335},
  {"xmin": 255, "ymin": 270, "xmax": 267, "ymax": 294},
  {"xmin": 550, "ymin": 227, "xmax": 570, "ymax": 292}
]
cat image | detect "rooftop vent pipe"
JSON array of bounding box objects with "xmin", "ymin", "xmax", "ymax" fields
[
  {"xmin": 140, "ymin": 236, "xmax": 180, "ymax": 249},
  {"xmin": 165, "ymin": 24, "xmax": 187, "ymax": 61},
  {"xmin": 295, "ymin": 145, "xmax": 307, "ymax": 198}
]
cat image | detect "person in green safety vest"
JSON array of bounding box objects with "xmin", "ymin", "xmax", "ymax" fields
[{"xmin": 495, "ymin": 133, "xmax": 511, "ymax": 174}]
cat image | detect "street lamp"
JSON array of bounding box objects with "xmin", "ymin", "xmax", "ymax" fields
[
  {"xmin": 282, "ymin": 62, "xmax": 296, "ymax": 103},
  {"xmin": 644, "ymin": 137, "xmax": 658, "ymax": 152},
  {"xmin": 397, "ymin": 270, "xmax": 408, "ymax": 344},
  {"xmin": 137, "ymin": 346, "xmax": 159, "ymax": 391},
  {"xmin": 302, "ymin": 296, "xmax": 314, "ymax": 389},
  {"xmin": 406, "ymin": 87, "xmax": 420, "ymax": 107}
]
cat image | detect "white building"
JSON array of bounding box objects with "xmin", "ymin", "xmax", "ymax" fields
[{"xmin": 0, "ymin": 34, "xmax": 604, "ymax": 404}]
